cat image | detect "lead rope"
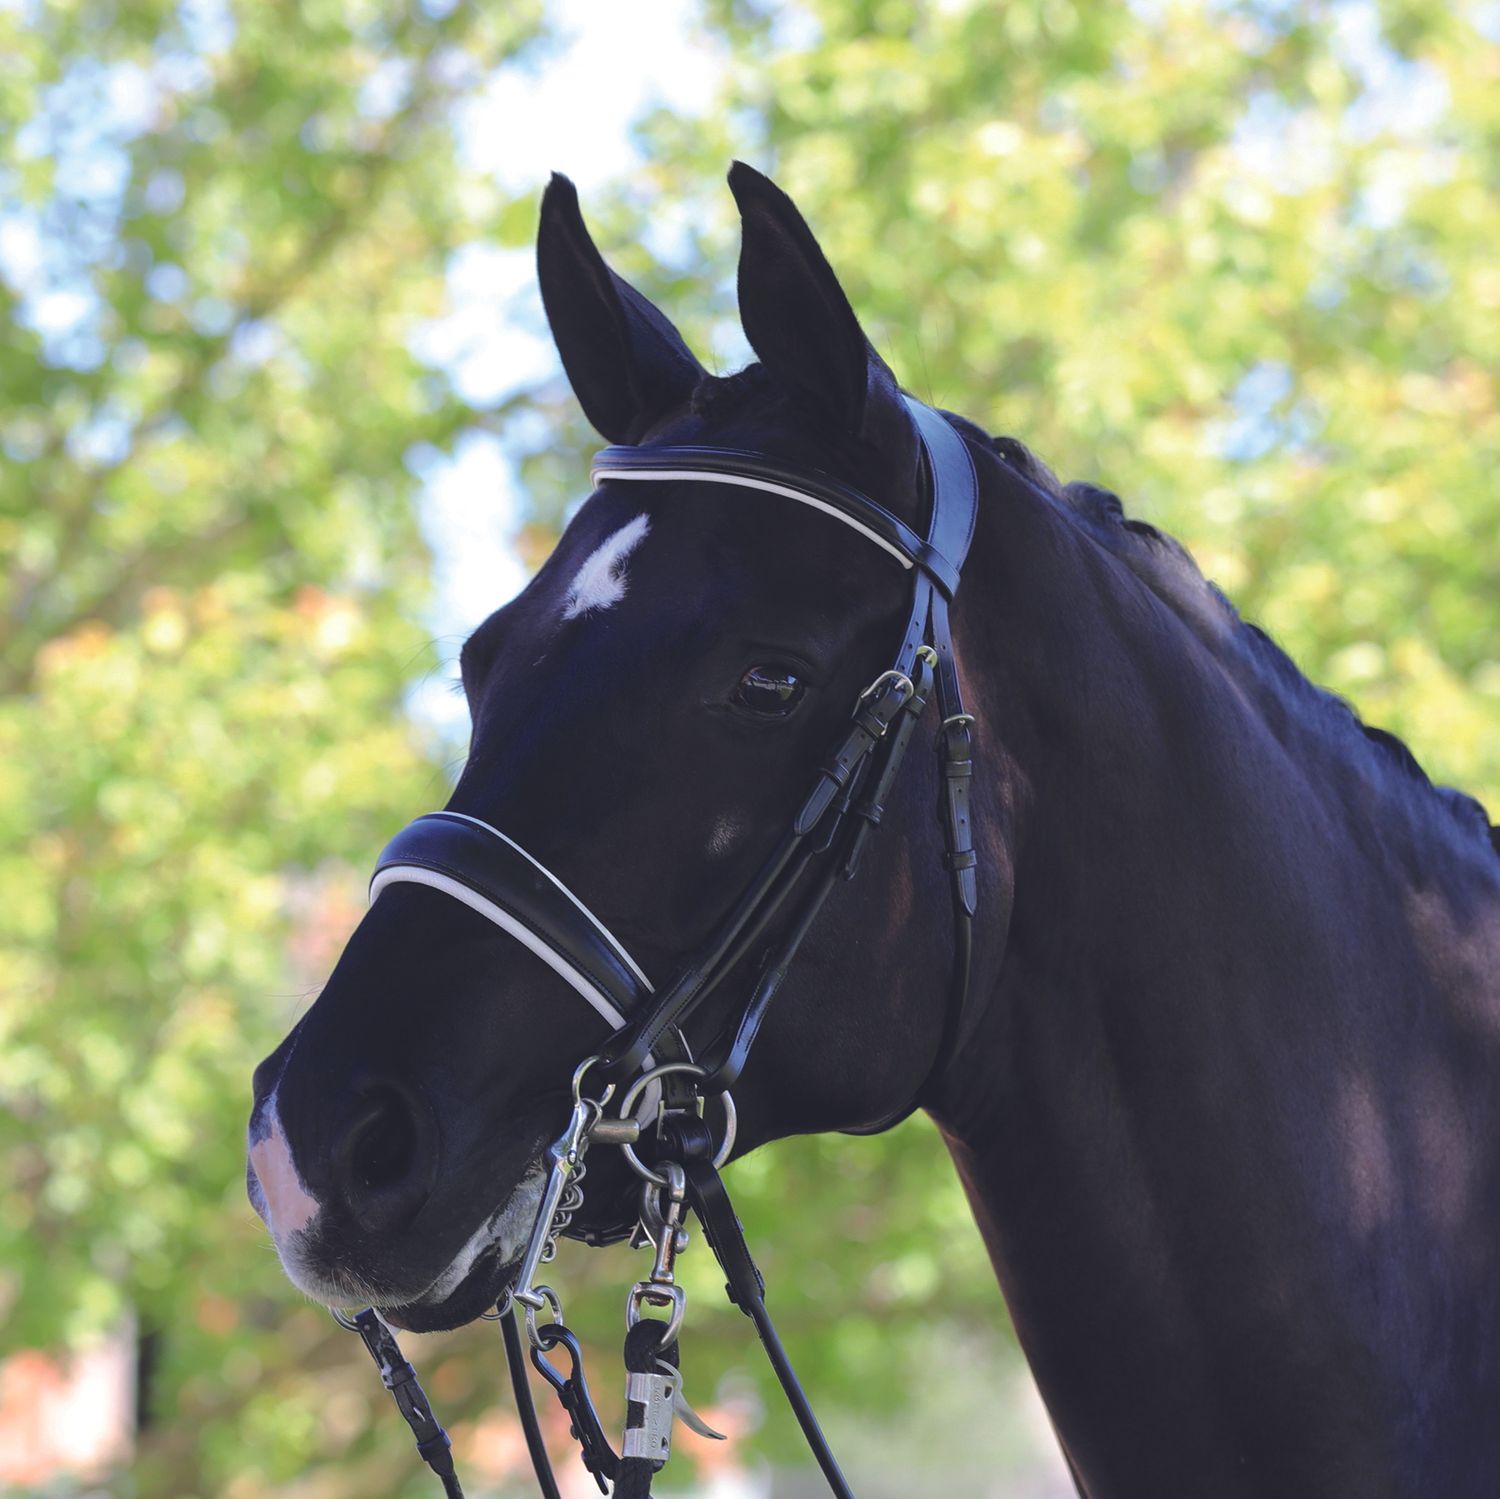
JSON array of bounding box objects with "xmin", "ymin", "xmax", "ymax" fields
[{"xmin": 614, "ymin": 1319, "xmax": 682, "ymax": 1498}]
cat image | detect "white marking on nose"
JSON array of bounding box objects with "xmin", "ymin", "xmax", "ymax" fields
[
  {"xmin": 562, "ymin": 514, "xmax": 650, "ymax": 619},
  {"xmin": 249, "ymin": 1096, "xmax": 321, "ymax": 1238},
  {"xmin": 425, "ymin": 1166, "xmax": 546, "ymax": 1302}
]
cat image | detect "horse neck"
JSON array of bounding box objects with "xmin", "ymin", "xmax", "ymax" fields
[{"xmin": 921, "ymin": 453, "xmax": 1500, "ymax": 1490}]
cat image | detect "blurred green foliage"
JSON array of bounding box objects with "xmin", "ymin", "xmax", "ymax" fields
[
  {"xmin": 2, "ymin": 0, "xmax": 1497, "ymax": 1495},
  {"xmin": 622, "ymin": 0, "xmax": 1500, "ymax": 812}
]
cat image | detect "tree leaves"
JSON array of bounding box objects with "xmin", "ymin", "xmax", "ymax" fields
[
  {"xmin": 5, "ymin": 0, "xmax": 1498, "ymax": 1492},
  {"xmin": 2, "ymin": 1, "xmax": 546, "ymax": 1491}
]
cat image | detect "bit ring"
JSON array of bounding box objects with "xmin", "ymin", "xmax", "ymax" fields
[{"xmin": 615, "ymin": 1063, "xmax": 737, "ymax": 1185}]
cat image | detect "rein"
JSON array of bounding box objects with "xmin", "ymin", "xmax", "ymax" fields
[{"xmin": 335, "ymin": 395, "xmax": 980, "ymax": 1497}]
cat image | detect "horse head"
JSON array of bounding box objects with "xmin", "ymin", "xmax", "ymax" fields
[{"xmin": 247, "ymin": 165, "xmax": 999, "ymax": 1333}]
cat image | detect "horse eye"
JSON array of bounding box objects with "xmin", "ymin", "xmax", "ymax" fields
[{"xmin": 733, "ymin": 664, "xmax": 806, "ymax": 717}]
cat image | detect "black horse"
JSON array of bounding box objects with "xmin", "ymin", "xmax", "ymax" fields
[{"xmin": 249, "ymin": 164, "xmax": 1500, "ymax": 1497}]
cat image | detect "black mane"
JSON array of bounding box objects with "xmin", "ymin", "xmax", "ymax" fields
[{"xmin": 971, "ymin": 418, "xmax": 1499, "ymax": 861}]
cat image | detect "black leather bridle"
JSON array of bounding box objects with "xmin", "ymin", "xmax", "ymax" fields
[{"xmin": 342, "ymin": 395, "xmax": 981, "ymax": 1498}]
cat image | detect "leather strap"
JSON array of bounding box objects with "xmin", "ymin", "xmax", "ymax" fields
[
  {"xmin": 682, "ymin": 1157, "xmax": 855, "ymax": 1499},
  {"xmin": 795, "ymin": 670, "xmax": 917, "ymax": 835},
  {"xmin": 841, "ymin": 647, "xmax": 936, "ymax": 881},
  {"xmin": 902, "ymin": 397, "xmax": 978, "ymax": 579},
  {"xmin": 501, "ymin": 1313, "xmax": 566, "ymax": 1499},
  {"xmin": 931, "ymin": 593, "xmax": 977, "ymax": 919},
  {"xmin": 592, "ymin": 445, "xmax": 963, "ymax": 597}
]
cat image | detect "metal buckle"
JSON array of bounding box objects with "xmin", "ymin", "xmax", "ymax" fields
[{"xmin": 857, "ymin": 668, "xmax": 915, "ymax": 707}]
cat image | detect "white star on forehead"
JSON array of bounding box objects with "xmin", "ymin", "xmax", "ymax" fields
[{"xmin": 562, "ymin": 513, "xmax": 650, "ymax": 620}]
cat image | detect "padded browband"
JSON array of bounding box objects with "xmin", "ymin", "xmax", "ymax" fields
[
  {"xmin": 371, "ymin": 812, "xmax": 651, "ymax": 1032},
  {"xmin": 592, "ymin": 441, "xmax": 964, "ymax": 598}
]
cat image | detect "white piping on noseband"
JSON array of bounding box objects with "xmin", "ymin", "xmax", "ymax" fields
[
  {"xmin": 369, "ymin": 867, "xmax": 643, "ymax": 1034},
  {"xmin": 590, "ymin": 467, "xmax": 915, "ymax": 572},
  {"xmin": 430, "ymin": 812, "xmax": 654, "ymax": 992},
  {"xmin": 369, "ymin": 814, "xmax": 665, "ymax": 1119}
]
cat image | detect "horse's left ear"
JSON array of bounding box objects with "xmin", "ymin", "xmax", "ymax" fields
[{"xmin": 728, "ymin": 161, "xmax": 918, "ymax": 490}]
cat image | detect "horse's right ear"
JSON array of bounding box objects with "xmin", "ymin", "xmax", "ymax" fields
[{"xmin": 537, "ymin": 174, "xmax": 706, "ymax": 444}]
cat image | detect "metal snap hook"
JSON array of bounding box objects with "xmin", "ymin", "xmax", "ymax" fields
[
  {"xmin": 627, "ymin": 1280, "xmax": 687, "ymax": 1348},
  {"xmin": 571, "ymin": 1054, "xmax": 616, "ymax": 1109}
]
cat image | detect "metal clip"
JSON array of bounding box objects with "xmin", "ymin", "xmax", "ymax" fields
[
  {"xmin": 622, "ymin": 1369, "xmax": 677, "ymax": 1461},
  {"xmin": 638, "ymin": 1174, "xmax": 690, "ymax": 1263},
  {"xmin": 645, "ymin": 1164, "xmax": 686, "ymax": 1283},
  {"xmin": 530, "ymin": 1321, "xmax": 619, "ymax": 1490},
  {"xmin": 626, "ymin": 1163, "xmax": 689, "ymax": 1348}
]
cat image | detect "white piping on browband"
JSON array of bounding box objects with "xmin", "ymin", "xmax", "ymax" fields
[
  {"xmin": 590, "ymin": 467, "xmax": 914, "ymax": 572},
  {"xmin": 434, "ymin": 811, "xmax": 653, "ymax": 992}
]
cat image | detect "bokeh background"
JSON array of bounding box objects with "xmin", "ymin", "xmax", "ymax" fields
[{"xmin": 3, "ymin": 0, "xmax": 1498, "ymax": 1494}]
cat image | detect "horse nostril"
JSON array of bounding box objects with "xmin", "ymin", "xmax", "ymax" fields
[
  {"xmin": 335, "ymin": 1083, "xmax": 436, "ymax": 1233},
  {"xmin": 350, "ymin": 1093, "xmax": 416, "ymax": 1195}
]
